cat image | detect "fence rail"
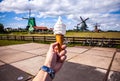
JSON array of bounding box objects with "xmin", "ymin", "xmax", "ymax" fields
[{"xmin": 0, "ymin": 35, "xmax": 120, "ymax": 47}]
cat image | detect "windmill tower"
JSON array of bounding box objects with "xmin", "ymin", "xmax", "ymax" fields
[
  {"xmin": 22, "ymin": 9, "xmax": 36, "ymax": 32},
  {"xmin": 94, "ymin": 23, "xmax": 100, "ymax": 32},
  {"xmin": 77, "ymin": 16, "xmax": 89, "ymax": 31}
]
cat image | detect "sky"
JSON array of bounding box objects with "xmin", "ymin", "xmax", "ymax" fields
[{"xmin": 0, "ymin": 0, "xmax": 120, "ymax": 31}]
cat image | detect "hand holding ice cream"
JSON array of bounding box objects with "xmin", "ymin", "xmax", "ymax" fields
[{"xmin": 54, "ymin": 16, "xmax": 66, "ymax": 52}]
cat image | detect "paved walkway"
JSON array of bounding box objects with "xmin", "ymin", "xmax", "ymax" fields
[{"xmin": 0, "ymin": 43, "xmax": 120, "ymax": 81}]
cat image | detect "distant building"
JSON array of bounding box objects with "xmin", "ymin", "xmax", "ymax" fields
[
  {"xmin": 34, "ymin": 26, "xmax": 48, "ymax": 32},
  {"xmin": 93, "ymin": 23, "xmax": 101, "ymax": 32}
]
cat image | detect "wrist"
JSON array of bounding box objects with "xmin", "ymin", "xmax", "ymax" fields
[
  {"xmin": 44, "ymin": 61, "xmax": 55, "ymax": 69},
  {"xmin": 40, "ymin": 65, "xmax": 55, "ymax": 79},
  {"xmin": 38, "ymin": 70, "xmax": 52, "ymax": 81},
  {"xmin": 44, "ymin": 63, "xmax": 52, "ymax": 68}
]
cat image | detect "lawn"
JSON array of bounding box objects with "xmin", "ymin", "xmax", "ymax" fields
[
  {"xmin": 0, "ymin": 31, "xmax": 120, "ymax": 47},
  {"xmin": 5, "ymin": 31, "xmax": 120, "ymax": 38},
  {"xmin": 66, "ymin": 32, "xmax": 120, "ymax": 38},
  {"xmin": 0, "ymin": 40, "xmax": 30, "ymax": 46}
]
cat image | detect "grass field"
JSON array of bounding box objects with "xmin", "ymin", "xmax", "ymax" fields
[
  {"xmin": 0, "ymin": 39, "xmax": 119, "ymax": 48},
  {"xmin": 0, "ymin": 40, "xmax": 53, "ymax": 47},
  {"xmin": 0, "ymin": 40, "xmax": 30, "ymax": 46},
  {"xmin": 1, "ymin": 31, "xmax": 120, "ymax": 38},
  {"xmin": 0, "ymin": 31, "xmax": 120, "ymax": 47},
  {"xmin": 66, "ymin": 32, "xmax": 120, "ymax": 38}
]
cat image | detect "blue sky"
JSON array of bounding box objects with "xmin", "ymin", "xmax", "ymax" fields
[{"xmin": 0, "ymin": 0, "xmax": 120, "ymax": 31}]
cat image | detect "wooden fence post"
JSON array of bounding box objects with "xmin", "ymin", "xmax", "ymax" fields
[
  {"xmin": 72, "ymin": 37, "xmax": 75, "ymax": 43},
  {"xmin": 14, "ymin": 36, "xmax": 16, "ymax": 41},
  {"xmin": 44, "ymin": 36, "xmax": 46, "ymax": 42},
  {"xmin": 0, "ymin": 35, "xmax": 120, "ymax": 47},
  {"xmin": 23, "ymin": 36, "xmax": 25, "ymax": 41},
  {"xmin": 32, "ymin": 36, "xmax": 34, "ymax": 42},
  {"xmin": 0, "ymin": 36, "xmax": 2, "ymax": 40},
  {"xmin": 7, "ymin": 35, "xmax": 9, "ymax": 40},
  {"xmin": 20, "ymin": 36, "xmax": 22, "ymax": 41}
]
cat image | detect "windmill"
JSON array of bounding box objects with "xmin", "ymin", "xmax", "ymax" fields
[
  {"xmin": 77, "ymin": 16, "xmax": 89, "ymax": 31},
  {"xmin": 22, "ymin": 9, "xmax": 31, "ymax": 20},
  {"xmin": 74, "ymin": 24, "xmax": 80, "ymax": 32},
  {"xmin": 22, "ymin": 9, "xmax": 36, "ymax": 32},
  {"xmin": 94, "ymin": 23, "xmax": 101, "ymax": 32}
]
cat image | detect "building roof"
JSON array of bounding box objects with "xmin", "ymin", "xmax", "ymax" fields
[{"xmin": 34, "ymin": 26, "xmax": 48, "ymax": 30}]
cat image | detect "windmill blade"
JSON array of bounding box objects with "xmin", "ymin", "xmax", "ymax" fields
[
  {"xmin": 22, "ymin": 17, "xmax": 29, "ymax": 20},
  {"xmin": 29, "ymin": 9, "xmax": 31, "ymax": 18},
  {"xmin": 77, "ymin": 21, "xmax": 83, "ymax": 25},
  {"xmin": 75, "ymin": 24, "xmax": 80, "ymax": 28},
  {"xmin": 77, "ymin": 16, "xmax": 89, "ymax": 26},
  {"xmin": 77, "ymin": 23, "xmax": 80, "ymax": 25},
  {"xmin": 95, "ymin": 23, "xmax": 100, "ymax": 27},
  {"xmin": 84, "ymin": 18, "xmax": 89, "ymax": 21},
  {"xmin": 84, "ymin": 22, "xmax": 87, "ymax": 26},
  {"xmin": 80, "ymin": 16, "xmax": 84, "ymax": 21},
  {"xmin": 74, "ymin": 25, "xmax": 80, "ymax": 31},
  {"xmin": 74, "ymin": 26, "xmax": 77, "ymax": 29}
]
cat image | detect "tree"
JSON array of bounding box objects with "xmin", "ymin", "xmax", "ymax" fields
[{"xmin": 0, "ymin": 23, "xmax": 4, "ymax": 33}]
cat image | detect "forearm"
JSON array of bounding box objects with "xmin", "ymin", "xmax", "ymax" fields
[
  {"xmin": 32, "ymin": 70, "xmax": 52, "ymax": 81},
  {"xmin": 32, "ymin": 43, "xmax": 66, "ymax": 81}
]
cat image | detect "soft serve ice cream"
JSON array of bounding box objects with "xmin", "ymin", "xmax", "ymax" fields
[
  {"xmin": 54, "ymin": 16, "xmax": 66, "ymax": 52},
  {"xmin": 54, "ymin": 16, "xmax": 66, "ymax": 35}
]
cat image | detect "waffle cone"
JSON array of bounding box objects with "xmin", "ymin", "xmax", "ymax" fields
[{"xmin": 56, "ymin": 34, "xmax": 64, "ymax": 53}]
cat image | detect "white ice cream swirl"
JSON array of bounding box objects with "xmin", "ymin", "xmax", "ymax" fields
[{"xmin": 54, "ymin": 16, "xmax": 66, "ymax": 35}]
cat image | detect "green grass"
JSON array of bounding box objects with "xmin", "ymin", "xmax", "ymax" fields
[
  {"xmin": 0, "ymin": 39, "xmax": 82, "ymax": 47},
  {"xmin": 0, "ymin": 39, "xmax": 53, "ymax": 46},
  {"xmin": 1, "ymin": 31, "xmax": 120, "ymax": 38},
  {"xmin": 66, "ymin": 43, "xmax": 82, "ymax": 47},
  {"xmin": 0, "ymin": 31, "xmax": 120, "ymax": 48},
  {"xmin": 0, "ymin": 40, "xmax": 120, "ymax": 49},
  {"xmin": 0, "ymin": 40, "xmax": 30, "ymax": 46},
  {"xmin": 66, "ymin": 32, "xmax": 120, "ymax": 38}
]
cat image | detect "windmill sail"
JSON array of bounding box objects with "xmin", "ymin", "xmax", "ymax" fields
[{"xmin": 76, "ymin": 16, "xmax": 89, "ymax": 31}]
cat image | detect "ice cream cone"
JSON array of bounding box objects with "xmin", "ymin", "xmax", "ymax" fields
[
  {"xmin": 54, "ymin": 16, "xmax": 66, "ymax": 52},
  {"xmin": 56, "ymin": 34, "xmax": 64, "ymax": 53}
]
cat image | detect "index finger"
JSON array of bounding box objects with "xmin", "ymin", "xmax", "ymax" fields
[
  {"xmin": 61, "ymin": 44, "xmax": 67, "ymax": 50},
  {"xmin": 49, "ymin": 42, "xmax": 59, "ymax": 52}
]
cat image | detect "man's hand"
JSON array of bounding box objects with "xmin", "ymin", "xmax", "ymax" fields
[{"xmin": 44, "ymin": 42, "xmax": 67, "ymax": 73}]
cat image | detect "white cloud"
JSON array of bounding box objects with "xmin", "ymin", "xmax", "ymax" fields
[
  {"xmin": 0, "ymin": 15, "xmax": 6, "ymax": 18},
  {"xmin": 0, "ymin": 0, "xmax": 120, "ymax": 30},
  {"xmin": 4, "ymin": 23, "xmax": 26, "ymax": 28},
  {"xmin": 14, "ymin": 17, "xmax": 22, "ymax": 21}
]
